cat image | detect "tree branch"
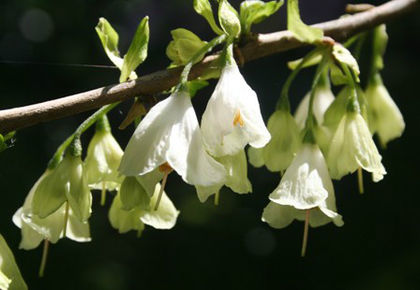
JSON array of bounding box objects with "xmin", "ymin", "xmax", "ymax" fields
[{"xmin": 0, "ymin": 0, "xmax": 417, "ymax": 134}]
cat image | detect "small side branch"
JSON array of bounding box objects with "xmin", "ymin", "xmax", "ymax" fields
[{"xmin": 0, "ymin": 0, "xmax": 417, "ymax": 133}]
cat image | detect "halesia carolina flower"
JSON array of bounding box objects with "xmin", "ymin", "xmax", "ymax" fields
[
  {"xmin": 248, "ymin": 109, "xmax": 300, "ymax": 172},
  {"xmin": 109, "ymin": 182, "xmax": 179, "ymax": 236},
  {"xmin": 84, "ymin": 114, "xmax": 124, "ymax": 191},
  {"xmin": 268, "ymin": 144, "xmax": 341, "ymax": 218},
  {"xmin": 31, "ymin": 154, "xmax": 92, "ymax": 222},
  {"xmin": 0, "ymin": 235, "xmax": 27, "ymax": 290},
  {"xmin": 365, "ymin": 73, "xmax": 405, "ymax": 147},
  {"xmin": 195, "ymin": 149, "xmax": 252, "ymax": 203},
  {"xmin": 200, "ymin": 49, "xmax": 270, "ymax": 157},
  {"xmin": 119, "ymin": 89, "xmax": 226, "ymax": 187},
  {"xmin": 294, "ymin": 79, "xmax": 335, "ymax": 131},
  {"xmin": 327, "ymin": 111, "xmax": 386, "ymax": 182},
  {"xmin": 13, "ymin": 171, "xmax": 91, "ymax": 250}
]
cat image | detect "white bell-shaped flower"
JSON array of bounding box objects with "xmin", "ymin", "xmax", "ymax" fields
[
  {"xmin": 84, "ymin": 114, "xmax": 124, "ymax": 191},
  {"xmin": 248, "ymin": 109, "xmax": 300, "ymax": 172},
  {"xmin": 200, "ymin": 48, "xmax": 270, "ymax": 157},
  {"xmin": 365, "ymin": 73, "xmax": 405, "ymax": 147},
  {"xmin": 119, "ymin": 90, "xmax": 226, "ymax": 187},
  {"xmin": 294, "ymin": 80, "xmax": 335, "ymax": 130},
  {"xmin": 109, "ymin": 183, "xmax": 179, "ymax": 235},
  {"xmin": 269, "ymin": 144, "xmax": 331, "ymax": 210},
  {"xmin": 327, "ymin": 111, "xmax": 386, "ymax": 182},
  {"xmin": 13, "ymin": 171, "xmax": 91, "ymax": 250},
  {"xmin": 263, "ymin": 143, "xmax": 343, "ymax": 228},
  {"xmin": 0, "ymin": 235, "xmax": 27, "ymax": 290}
]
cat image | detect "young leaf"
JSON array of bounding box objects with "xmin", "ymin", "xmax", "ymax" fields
[
  {"xmin": 239, "ymin": 0, "xmax": 284, "ymax": 34},
  {"xmin": 166, "ymin": 28, "xmax": 208, "ymax": 66},
  {"xmin": 95, "ymin": 18, "xmax": 123, "ymax": 69},
  {"xmin": 218, "ymin": 0, "xmax": 241, "ymax": 38},
  {"xmin": 120, "ymin": 16, "xmax": 149, "ymax": 83},
  {"xmin": 332, "ymin": 44, "xmax": 360, "ymax": 82},
  {"xmin": 288, "ymin": 52, "xmax": 322, "ymax": 70},
  {"xmin": 193, "ymin": 0, "xmax": 224, "ymax": 35},
  {"xmin": 287, "ymin": 0, "xmax": 323, "ymax": 43}
]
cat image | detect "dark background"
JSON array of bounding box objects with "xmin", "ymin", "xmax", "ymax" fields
[{"xmin": 0, "ymin": 0, "xmax": 419, "ymax": 289}]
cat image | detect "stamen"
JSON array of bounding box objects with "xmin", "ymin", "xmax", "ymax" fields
[
  {"xmin": 39, "ymin": 240, "xmax": 50, "ymax": 277},
  {"xmin": 357, "ymin": 167, "xmax": 364, "ymax": 194},
  {"xmin": 214, "ymin": 191, "xmax": 220, "ymax": 206},
  {"xmin": 101, "ymin": 182, "xmax": 107, "ymax": 206},
  {"xmin": 233, "ymin": 110, "xmax": 245, "ymax": 127},
  {"xmin": 301, "ymin": 209, "xmax": 310, "ymax": 257},
  {"xmin": 155, "ymin": 162, "xmax": 173, "ymax": 211},
  {"xmin": 62, "ymin": 201, "xmax": 70, "ymax": 237}
]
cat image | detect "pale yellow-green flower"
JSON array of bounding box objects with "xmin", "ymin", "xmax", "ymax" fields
[
  {"xmin": 365, "ymin": 73, "xmax": 405, "ymax": 147},
  {"xmin": 327, "ymin": 111, "xmax": 386, "ymax": 182},
  {"xmin": 248, "ymin": 109, "xmax": 300, "ymax": 172},
  {"xmin": 0, "ymin": 235, "xmax": 28, "ymax": 290},
  {"xmin": 85, "ymin": 115, "xmax": 124, "ymax": 191}
]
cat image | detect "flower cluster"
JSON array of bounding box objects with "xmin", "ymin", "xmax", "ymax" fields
[{"xmin": 8, "ymin": 1, "xmax": 406, "ymax": 282}]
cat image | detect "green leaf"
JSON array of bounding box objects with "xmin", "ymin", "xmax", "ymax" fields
[
  {"xmin": 372, "ymin": 25, "xmax": 388, "ymax": 71},
  {"xmin": 120, "ymin": 16, "xmax": 149, "ymax": 83},
  {"xmin": 95, "ymin": 17, "xmax": 123, "ymax": 69},
  {"xmin": 218, "ymin": 0, "xmax": 241, "ymax": 38},
  {"xmin": 193, "ymin": 0, "xmax": 224, "ymax": 35},
  {"xmin": 120, "ymin": 177, "xmax": 150, "ymax": 211},
  {"xmin": 332, "ymin": 44, "xmax": 360, "ymax": 82},
  {"xmin": 287, "ymin": 0, "xmax": 323, "ymax": 43},
  {"xmin": 166, "ymin": 28, "xmax": 208, "ymax": 66},
  {"xmin": 239, "ymin": 0, "xmax": 284, "ymax": 34},
  {"xmin": 187, "ymin": 80, "xmax": 209, "ymax": 97}
]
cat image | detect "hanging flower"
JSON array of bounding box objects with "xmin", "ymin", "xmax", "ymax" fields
[
  {"xmin": 0, "ymin": 235, "xmax": 27, "ymax": 290},
  {"xmin": 31, "ymin": 153, "xmax": 92, "ymax": 222},
  {"xmin": 109, "ymin": 182, "xmax": 179, "ymax": 236},
  {"xmin": 262, "ymin": 143, "xmax": 343, "ymax": 228},
  {"xmin": 119, "ymin": 89, "xmax": 226, "ymax": 187},
  {"xmin": 327, "ymin": 110, "xmax": 386, "ymax": 182},
  {"xmin": 365, "ymin": 73, "xmax": 405, "ymax": 147},
  {"xmin": 294, "ymin": 78, "xmax": 335, "ymax": 130},
  {"xmin": 13, "ymin": 171, "xmax": 91, "ymax": 250},
  {"xmin": 200, "ymin": 46, "xmax": 270, "ymax": 157},
  {"xmin": 84, "ymin": 114, "xmax": 124, "ymax": 191},
  {"xmin": 195, "ymin": 149, "xmax": 252, "ymax": 203},
  {"xmin": 248, "ymin": 109, "xmax": 300, "ymax": 172}
]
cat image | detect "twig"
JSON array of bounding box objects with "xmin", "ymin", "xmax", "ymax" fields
[{"xmin": 0, "ymin": 0, "xmax": 417, "ymax": 134}]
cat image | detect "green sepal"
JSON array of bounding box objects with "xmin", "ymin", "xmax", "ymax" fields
[
  {"xmin": 218, "ymin": 0, "xmax": 241, "ymax": 38},
  {"xmin": 287, "ymin": 0, "xmax": 323, "ymax": 43},
  {"xmin": 166, "ymin": 28, "xmax": 208, "ymax": 66},
  {"xmin": 119, "ymin": 177, "xmax": 150, "ymax": 211},
  {"xmin": 186, "ymin": 80, "xmax": 209, "ymax": 97},
  {"xmin": 239, "ymin": 0, "xmax": 284, "ymax": 34},
  {"xmin": 120, "ymin": 16, "xmax": 149, "ymax": 82},
  {"xmin": 193, "ymin": 0, "xmax": 224, "ymax": 35},
  {"xmin": 95, "ymin": 18, "xmax": 122, "ymax": 68}
]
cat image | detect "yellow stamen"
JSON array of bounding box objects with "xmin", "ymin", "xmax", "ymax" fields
[
  {"xmin": 233, "ymin": 110, "xmax": 245, "ymax": 127},
  {"xmin": 301, "ymin": 209, "xmax": 310, "ymax": 257}
]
